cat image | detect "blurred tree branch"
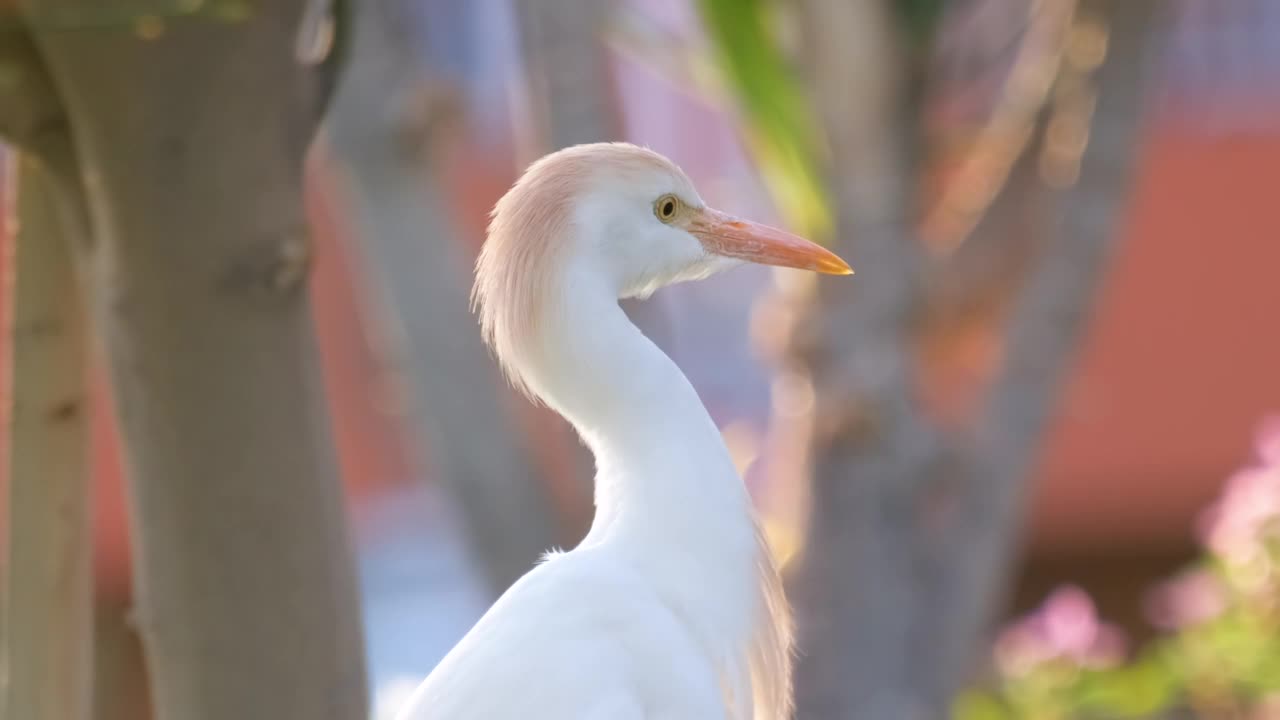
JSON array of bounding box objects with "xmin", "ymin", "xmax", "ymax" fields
[
  {"xmin": 704, "ymin": 0, "xmax": 1165, "ymax": 716},
  {"xmin": 325, "ymin": 0, "xmax": 567, "ymax": 594},
  {"xmin": 19, "ymin": 2, "xmax": 369, "ymax": 717},
  {"xmin": 939, "ymin": 0, "xmax": 1163, "ymax": 683},
  {"xmin": 919, "ymin": 0, "xmax": 1076, "ymax": 253},
  {"xmin": 1, "ymin": 155, "xmax": 93, "ymax": 720}
]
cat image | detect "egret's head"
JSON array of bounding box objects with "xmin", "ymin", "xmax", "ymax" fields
[{"xmin": 474, "ymin": 142, "xmax": 851, "ymax": 391}]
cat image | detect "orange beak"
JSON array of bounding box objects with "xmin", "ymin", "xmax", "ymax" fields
[{"xmin": 687, "ymin": 207, "xmax": 852, "ymax": 276}]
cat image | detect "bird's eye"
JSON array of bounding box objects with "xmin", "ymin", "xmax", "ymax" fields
[{"xmin": 654, "ymin": 194, "xmax": 680, "ymax": 223}]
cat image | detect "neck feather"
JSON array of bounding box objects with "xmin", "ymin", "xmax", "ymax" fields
[{"xmin": 510, "ymin": 261, "xmax": 793, "ymax": 719}]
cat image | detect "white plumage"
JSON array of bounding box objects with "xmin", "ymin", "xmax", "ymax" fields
[{"xmin": 396, "ymin": 143, "xmax": 851, "ymax": 720}]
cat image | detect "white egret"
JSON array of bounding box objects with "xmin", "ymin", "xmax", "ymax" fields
[{"xmin": 397, "ymin": 142, "xmax": 852, "ymax": 720}]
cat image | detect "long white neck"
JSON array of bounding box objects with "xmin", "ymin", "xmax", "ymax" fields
[
  {"xmin": 525, "ymin": 263, "xmax": 757, "ymax": 570},
  {"xmin": 515, "ymin": 261, "xmax": 791, "ymax": 718}
]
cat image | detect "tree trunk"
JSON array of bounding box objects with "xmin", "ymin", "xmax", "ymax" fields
[
  {"xmin": 787, "ymin": 1, "xmax": 1162, "ymax": 717},
  {"xmin": 785, "ymin": 2, "xmax": 942, "ymax": 717},
  {"xmin": 1, "ymin": 155, "xmax": 93, "ymax": 720},
  {"xmin": 26, "ymin": 3, "xmax": 368, "ymax": 717},
  {"xmin": 326, "ymin": 0, "xmax": 564, "ymax": 594}
]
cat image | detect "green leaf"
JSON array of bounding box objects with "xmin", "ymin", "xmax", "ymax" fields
[
  {"xmin": 954, "ymin": 690, "xmax": 1014, "ymax": 720},
  {"xmin": 696, "ymin": 0, "xmax": 832, "ymax": 240},
  {"xmin": 1075, "ymin": 658, "xmax": 1177, "ymax": 717}
]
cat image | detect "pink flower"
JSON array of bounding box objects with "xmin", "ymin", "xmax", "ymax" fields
[
  {"xmin": 1256, "ymin": 416, "xmax": 1280, "ymax": 466},
  {"xmin": 1197, "ymin": 418, "xmax": 1280, "ymax": 565},
  {"xmin": 1144, "ymin": 568, "xmax": 1228, "ymax": 630},
  {"xmin": 995, "ymin": 585, "xmax": 1129, "ymax": 675}
]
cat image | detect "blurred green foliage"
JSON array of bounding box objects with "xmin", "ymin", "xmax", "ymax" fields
[
  {"xmin": 695, "ymin": 0, "xmax": 832, "ymax": 240},
  {"xmin": 958, "ymin": 426, "xmax": 1280, "ymax": 719},
  {"xmin": 697, "ymin": 0, "xmax": 947, "ymax": 242}
]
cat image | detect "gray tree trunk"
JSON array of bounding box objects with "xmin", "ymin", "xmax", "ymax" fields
[
  {"xmin": 326, "ymin": 0, "xmax": 564, "ymax": 594},
  {"xmin": 24, "ymin": 3, "xmax": 368, "ymax": 717},
  {"xmin": 0, "ymin": 21, "xmax": 96, "ymax": 720},
  {"xmin": 787, "ymin": 1, "xmax": 1162, "ymax": 717},
  {"xmin": 1, "ymin": 155, "xmax": 93, "ymax": 720},
  {"xmin": 786, "ymin": 3, "xmax": 941, "ymax": 716}
]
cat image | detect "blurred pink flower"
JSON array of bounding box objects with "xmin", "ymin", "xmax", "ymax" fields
[
  {"xmin": 1256, "ymin": 416, "xmax": 1280, "ymax": 466},
  {"xmin": 1197, "ymin": 417, "xmax": 1280, "ymax": 563},
  {"xmin": 995, "ymin": 585, "xmax": 1129, "ymax": 676},
  {"xmin": 1144, "ymin": 568, "xmax": 1228, "ymax": 630}
]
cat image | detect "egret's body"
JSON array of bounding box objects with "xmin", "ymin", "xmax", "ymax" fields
[{"xmin": 397, "ymin": 143, "xmax": 850, "ymax": 720}]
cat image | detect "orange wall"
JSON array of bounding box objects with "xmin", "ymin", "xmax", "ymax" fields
[{"xmin": 1029, "ymin": 119, "xmax": 1280, "ymax": 553}]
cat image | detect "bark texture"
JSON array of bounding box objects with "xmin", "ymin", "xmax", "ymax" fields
[
  {"xmin": 0, "ymin": 19, "xmax": 96, "ymax": 720},
  {"xmin": 24, "ymin": 3, "xmax": 368, "ymax": 717},
  {"xmin": 1, "ymin": 156, "xmax": 92, "ymax": 720}
]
